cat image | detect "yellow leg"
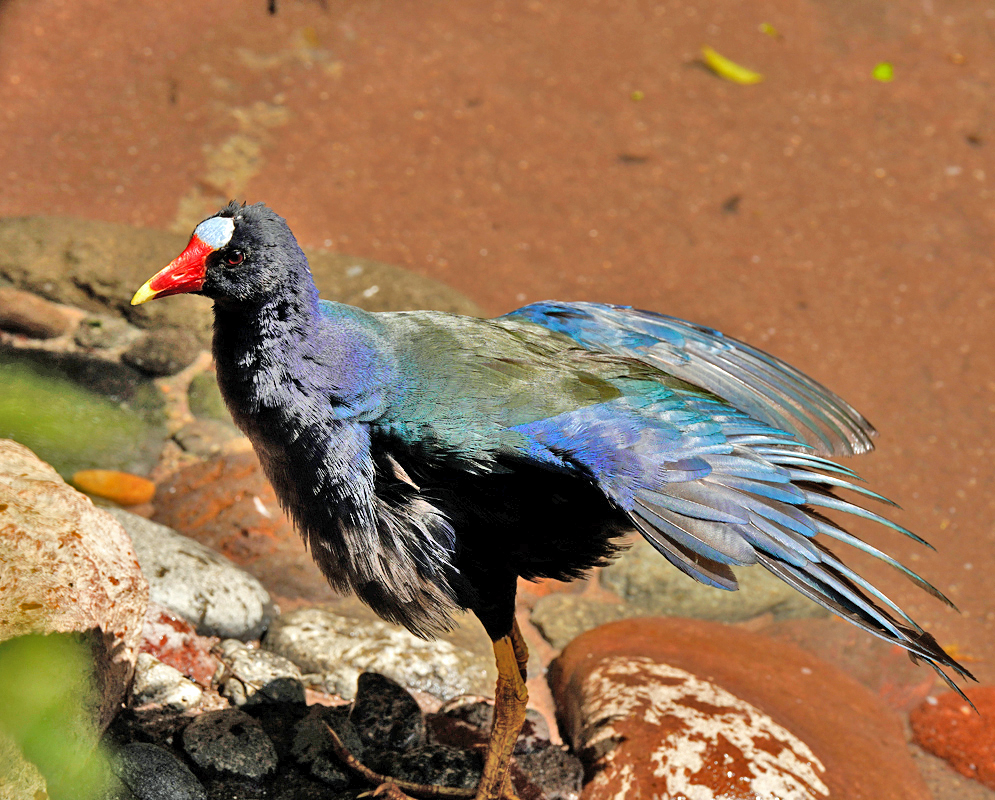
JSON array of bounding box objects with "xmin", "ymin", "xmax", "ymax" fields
[{"xmin": 474, "ymin": 631, "xmax": 529, "ymax": 800}]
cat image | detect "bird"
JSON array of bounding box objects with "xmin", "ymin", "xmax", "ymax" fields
[{"xmin": 132, "ymin": 201, "xmax": 971, "ymax": 799}]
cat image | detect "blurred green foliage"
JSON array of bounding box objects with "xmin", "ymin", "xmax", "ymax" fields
[{"xmin": 0, "ymin": 634, "xmax": 113, "ymax": 800}]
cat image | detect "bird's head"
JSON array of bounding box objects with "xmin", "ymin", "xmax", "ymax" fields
[{"xmin": 131, "ymin": 201, "xmax": 306, "ymax": 307}]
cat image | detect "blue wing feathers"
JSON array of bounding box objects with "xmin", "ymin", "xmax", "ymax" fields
[{"xmin": 494, "ymin": 300, "xmax": 972, "ymax": 694}]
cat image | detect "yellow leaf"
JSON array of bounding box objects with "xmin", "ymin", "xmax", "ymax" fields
[
  {"xmin": 872, "ymin": 61, "xmax": 894, "ymax": 82},
  {"xmin": 701, "ymin": 46, "xmax": 764, "ymax": 85}
]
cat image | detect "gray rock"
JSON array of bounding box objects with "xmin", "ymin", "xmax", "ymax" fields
[
  {"xmin": 181, "ymin": 709, "xmax": 277, "ymax": 781},
  {"xmin": 379, "ymin": 744, "xmax": 482, "ymax": 791},
  {"xmin": 264, "ymin": 607, "xmax": 492, "ymax": 701},
  {"xmin": 122, "ymin": 328, "xmax": 203, "ymax": 377},
  {"xmin": 0, "ymin": 440, "xmax": 149, "ymax": 731},
  {"xmin": 214, "ymin": 639, "xmax": 305, "ymax": 706},
  {"xmin": 131, "ymin": 652, "xmax": 203, "ymax": 710},
  {"xmin": 107, "ymin": 508, "xmax": 276, "ymax": 640},
  {"xmin": 173, "ymin": 419, "xmax": 243, "ymax": 458},
  {"xmin": 290, "ymin": 705, "xmax": 362, "ymax": 789},
  {"xmin": 531, "ymin": 595, "xmax": 630, "ymax": 651},
  {"xmin": 75, "ymin": 314, "xmax": 142, "ymax": 350},
  {"xmin": 186, "ymin": 372, "xmax": 233, "ymax": 423},
  {"xmin": 601, "ymin": 537, "xmax": 827, "ymax": 623},
  {"xmin": 350, "ymin": 673, "xmax": 425, "ymax": 754},
  {"xmin": 114, "ymin": 742, "xmax": 206, "ymax": 800}
]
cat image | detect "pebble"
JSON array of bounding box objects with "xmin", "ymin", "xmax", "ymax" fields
[
  {"xmin": 186, "ymin": 371, "xmax": 233, "ymax": 423},
  {"xmin": 172, "ymin": 419, "xmax": 242, "ymax": 458},
  {"xmin": 0, "ymin": 286, "xmax": 75, "ymax": 338},
  {"xmin": 181, "ymin": 708, "xmax": 278, "ymax": 781},
  {"xmin": 114, "ymin": 742, "xmax": 207, "ymax": 800},
  {"xmin": 72, "ymin": 469, "xmax": 156, "ymax": 505},
  {"xmin": 550, "ymin": 617, "xmax": 934, "ymax": 800},
  {"xmin": 74, "ymin": 314, "xmax": 141, "ymax": 350},
  {"xmin": 140, "ymin": 603, "xmax": 220, "ymax": 686},
  {"xmin": 122, "ymin": 328, "xmax": 203, "ymax": 377},
  {"xmin": 290, "ymin": 704, "xmax": 363, "ymax": 789},
  {"xmin": 264, "ymin": 606, "xmax": 491, "ymax": 700},
  {"xmin": 108, "ymin": 508, "xmax": 276, "ymax": 640},
  {"xmin": 350, "ymin": 672, "xmax": 426, "ymax": 753},
  {"xmin": 910, "ymin": 687, "xmax": 995, "ymax": 790},
  {"xmin": 131, "ymin": 652, "xmax": 204, "ymax": 710},
  {"xmin": 214, "ymin": 639, "xmax": 306, "ymax": 706}
]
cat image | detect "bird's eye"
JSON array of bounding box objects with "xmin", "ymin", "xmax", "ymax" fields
[{"xmin": 227, "ymin": 251, "xmax": 245, "ymax": 266}]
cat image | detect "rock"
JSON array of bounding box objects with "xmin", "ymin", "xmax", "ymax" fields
[
  {"xmin": 0, "ymin": 439, "xmax": 149, "ymax": 730},
  {"xmin": 131, "ymin": 652, "xmax": 203, "ymax": 710},
  {"xmin": 214, "ymin": 639, "xmax": 306, "ymax": 706},
  {"xmin": 0, "ymin": 286, "xmax": 76, "ymax": 338},
  {"xmin": 290, "ymin": 704, "xmax": 362, "ymax": 789},
  {"xmin": 761, "ymin": 616, "xmax": 937, "ymax": 712},
  {"xmin": 140, "ymin": 603, "xmax": 221, "ymax": 686},
  {"xmin": 0, "ymin": 216, "xmax": 480, "ymax": 347},
  {"xmin": 264, "ymin": 606, "xmax": 492, "ymax": 701},
  {"xmin": 108, "ymin": 508, "xmax": 276, "ymax": 640},
  {"xmin": 114, "ymin": 742, "xmax": 207, "ymax": 800},
  {"xmin": 601, "ymin": 536, "xmax": 826, "ymax": 622},
  {"xmin": 75, "ymin": 314, "xmax": 142, "ymax": 350},
  {"xmin": 910, "ymin": 687, "xmax": 995, "ymax": 790},
  {"xmin": 187, "ymin": 371, "xmax": 233, "ymax": 423},
  {"xmin": 530, "ymin": 595, "xmax": 629, "ymax": 650},
  {"xmin": 181, "ymin": 708, "xmax": 278, "ymax": 781},
  {"xmin": 152, "ymin": 451, "xmax": 341, "ymax": 606},
  {"xmin": 434, "ymin": 695, "xmax": 551, "ymax": 755},
  {"xmin": 122, "ymin": 328, "xmax": 203, "ymax": 377},
  {"xmin": 172, "ymin": 419, "xmax": 243, "ymax": 458},
  {"xmin": 550, "ymin": 618, "xmax": 932, "ymax": 800},
  {"xmin": 72, "ymin": 469, "xmax": 156, "ymax": 506},
  {"xmin": 351, "ymin": 673, "xmax": 426, "ymax": 754},
  {"xmin": 517, "ymin": 745, "xmax": 584, "ymax": 800},
  {"xmin": 380, "ymin": 744, "xmax": 482, "ymax": 790}
]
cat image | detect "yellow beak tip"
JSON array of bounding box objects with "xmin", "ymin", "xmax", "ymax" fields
[{"xmin": 130, "ymin": 282, "xmax": 156, "ymax": 306}]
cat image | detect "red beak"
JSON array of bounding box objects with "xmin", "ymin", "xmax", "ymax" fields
[{"xmin": 131, "ymin": 235, "xmax": 213, "ymax": 305}]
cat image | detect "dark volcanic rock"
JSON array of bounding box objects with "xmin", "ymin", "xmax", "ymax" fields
[
  {"xmin": 181, "ymin": 708, "xmax": 278, "ymax": 781},
  {"xmin": 380, "ymin": 744, "xmax": 482, "ymax": 791},
  {"xmin": 290, "ymin": 704, "xmax": 362, "ymax": 789},
  {"xmin": 350, "ymin": 672, "xmax": 426, "ymax": 754},
  {"xmin": 115, "ymin": 742, "xmax": 207, "ymax": 800}
]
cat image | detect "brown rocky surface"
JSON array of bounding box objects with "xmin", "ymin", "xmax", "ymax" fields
[
  {"xmin": 0, "ymin": 286, "xmax": 77, "ymax": 339},
  {"xmin": 0, "ymin": 438, "xmax": 149, "ymax": 730},
  {"xmin": 911, "ymin": 687, "xmax": 995, "ymax": 791},
  {"xmin": 551, "ymin": 617, "xmax": 933, "ymax": 800}
]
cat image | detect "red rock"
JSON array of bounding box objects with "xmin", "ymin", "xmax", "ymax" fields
[
  {"xmin": 550, "ymin": 617, "xmax": 932, "ymax": 800},
  {"xmin": 139, "ymin": 602, "xmax": 220, "ymax": 687},
  {"xmin": 759, "ymin": 616, "xmax": 936, "ymax": 712},
  {"xmin": 72, "ymin": 468, "xmax": 156, "ymax": 506},
  {"xmin": 910, "ymin": 687, "xmax": 995, "ymax": 790},
  {"xmin": 152, "ymin": 450, "xmax": 338, "ymax": 606},
  {"xmin": 0, "ymin": 287, "xmax": 75, "ymax": 338},
  {"xmin": 0, "ymin": 439, "xmax": 149, "ymax": 731}
]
